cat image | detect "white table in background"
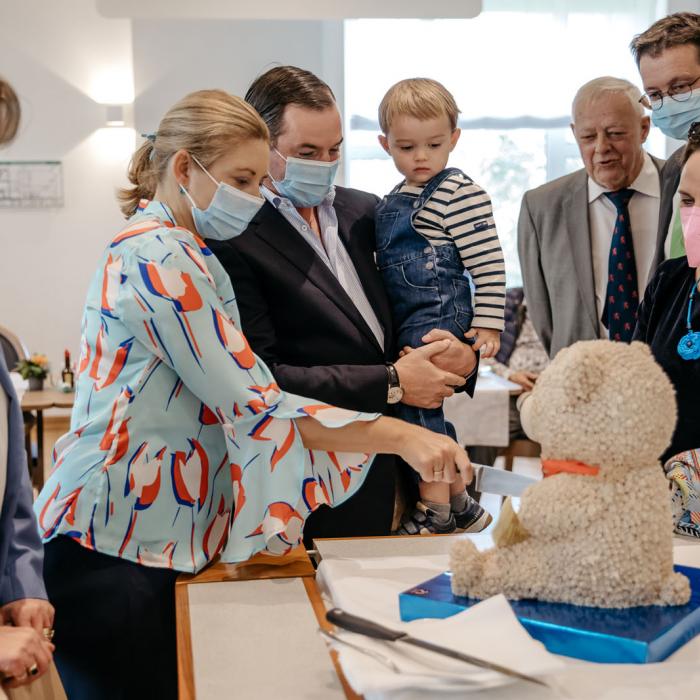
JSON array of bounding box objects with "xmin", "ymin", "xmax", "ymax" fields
[{"xmin": 444, "ymin": 371, "xmax": 521, "ymax": 447}]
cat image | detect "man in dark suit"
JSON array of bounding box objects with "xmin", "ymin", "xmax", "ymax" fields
[
  {"xmin": 632, "ymin": 12, "xmax": 700, "ymax": 262},
  {"xmin": 208, "ymin": 66, "xmax": 477, "ymax": 543}
]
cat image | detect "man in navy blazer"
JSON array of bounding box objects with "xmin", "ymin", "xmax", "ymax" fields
[
  {"xmin": 0, "ymin": 354, "xmax": 55, "ymax": 683},
  {"xmin": 0, "ymin": 354, "xmax": 48, "ymax": 609},
  {"xmin": 0, "ymin": 77, "xmax": 54, "ymax": 686}
]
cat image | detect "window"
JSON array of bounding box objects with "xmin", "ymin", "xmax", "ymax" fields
[{"xmin": 343, "ymin": 1, "xmax": 665, "ymax": 285}]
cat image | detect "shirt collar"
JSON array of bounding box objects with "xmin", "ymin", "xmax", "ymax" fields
[
  {"xmin": 260, "ymin": 184, "xmax": 336, "ymax": 210},
  {"xmin": 587, "ymin": 151, "xmax": 660, "ymax": 204},
  {"xmin": 135, "ymin": 198, "xmax": 177, "ymax": 226}
]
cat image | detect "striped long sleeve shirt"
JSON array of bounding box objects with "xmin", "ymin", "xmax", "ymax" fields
[{"xmin": 399, "ymin": 171, "xmax": 506, "ymax": 330}]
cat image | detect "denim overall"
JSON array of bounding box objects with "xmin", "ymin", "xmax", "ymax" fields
[{"xmin": 376, "ymin": 167, "xmax": 474, "ymax": 447}]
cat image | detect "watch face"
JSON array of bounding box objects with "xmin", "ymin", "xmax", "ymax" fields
[{"xmin": 388, "ymin": 386, "xmax": 404, "ymax": 404}]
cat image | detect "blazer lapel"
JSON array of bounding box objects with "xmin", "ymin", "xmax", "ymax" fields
[
  {"xmin": 655, "ymin": 149, "xmax": 683, "ymax": 268},
  {"xmin": 650, "ymin": 153, "xmax": 672, "ymax": 274},
  {"xmin": 565, "ymin": 172, "xmax": 599, "ymax": 335},
  {"xmin": 250, "ymin": 201, "xmax": 386, "ymax": 354}
]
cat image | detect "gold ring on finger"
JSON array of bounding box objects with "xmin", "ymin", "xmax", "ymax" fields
[{"xmin": 43, "ymin": 627, "xmax": 54, "ymax": 641}]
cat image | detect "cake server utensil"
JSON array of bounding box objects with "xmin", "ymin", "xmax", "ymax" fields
[{"xmin": 325, "ymin": 608, "xmax": 549, "ymax": 688}]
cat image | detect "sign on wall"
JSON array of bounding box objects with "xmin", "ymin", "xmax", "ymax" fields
[{"xmin": 0, "ymin": 161, "xmax": 64, "ymax": 209}]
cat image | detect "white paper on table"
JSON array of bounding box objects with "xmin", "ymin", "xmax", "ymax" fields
[
  {"xmin": 317, "ymin": 556, "xmax": 564, "ymax": 697},
  {"xmin": 317, "ymin": 546, "xmax": 700, "ymax": 700}
]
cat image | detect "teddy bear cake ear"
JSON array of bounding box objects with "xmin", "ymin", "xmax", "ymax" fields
[{"xmin": 562, "ymin": 346, "xmax": 606, "ymax": 406}]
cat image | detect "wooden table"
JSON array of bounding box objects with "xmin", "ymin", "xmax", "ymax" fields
[
  {"xmin": 176, "ymin": 546, "xmax": 361, "ymax": 700},
  {"xmin": 20, "ymin": 389, "xmax": 74, "ymax": 487}
]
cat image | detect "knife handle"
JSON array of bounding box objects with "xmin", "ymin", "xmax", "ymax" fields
[{"xmin": 326, "ymin": 608, "xmax": 405, "ymax": 641}]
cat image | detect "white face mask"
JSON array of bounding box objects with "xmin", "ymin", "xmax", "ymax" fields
[
  {"xmin": 180, "ymin": 155, "xmax": 263, "ymax": 241},
  {"xmin": 269, "ymin": 149, "xmax": 339, "ymax": 207}
]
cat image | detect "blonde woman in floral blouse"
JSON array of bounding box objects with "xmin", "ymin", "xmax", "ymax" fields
[{"xmin": 35, "ymin": 90, "xmax": 471, "ymax": 700}]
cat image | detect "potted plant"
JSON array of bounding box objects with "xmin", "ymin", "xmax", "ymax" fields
[{"xmin": 15, "ymin": 354, "xmax": 50, "ymax": 391}]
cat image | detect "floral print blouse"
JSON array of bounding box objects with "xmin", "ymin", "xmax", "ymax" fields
[{"xmin": 34, "ymin": 200, "xmax": 377, "ymax": 572}]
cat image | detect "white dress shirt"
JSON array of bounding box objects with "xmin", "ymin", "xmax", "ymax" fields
[{"xmin": 587, "ymin": 151, "xmax": 661, "ymax": 338}]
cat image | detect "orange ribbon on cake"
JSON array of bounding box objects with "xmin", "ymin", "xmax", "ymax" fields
[{"xmin": 542, "ymin": 459, "xmax": 600, "ymax": 478}]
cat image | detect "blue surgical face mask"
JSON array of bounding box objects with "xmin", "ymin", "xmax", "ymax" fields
[
  {"xmin": 651, "ymin": 92, "xmax": 700, "ymax": 141},
  {"xmin": 181, "ymin": 155, "xmax": 263, "ymax": 241},
  {"xmin": 270, "ymin": 149, "xmax": 339, "ymax": 207}
]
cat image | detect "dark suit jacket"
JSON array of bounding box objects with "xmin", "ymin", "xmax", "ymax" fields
[
  {"xmin": 655, "ymin": 145, "xmax": 684, "ymax": 265},
  {"xmin": 518, "ymin": 155, "xmax": 665, "ymax": 358},
  {"xmin": 209, "ymin": 187, "xmax": 395, "ymax": 413},
  {"xmin": 208, "ymin": 187, "xmax": 398, "ymax": 541},
  {"xmin": 209, "ymin": 186, "xmax": 477, "ymax": 541},
  {"xmin": 0, "ymin": 354, "xmax": 47, "ymax": 604}
]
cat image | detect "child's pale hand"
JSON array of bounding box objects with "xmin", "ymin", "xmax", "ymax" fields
[{"xmin": 465, "ymin": 328, "xmax": 501, "ymax": 358}]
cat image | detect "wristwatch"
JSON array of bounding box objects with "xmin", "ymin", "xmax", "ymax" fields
[{"xmin": 386, "ymin": 363, "xmax": 404, "ymax": 404}]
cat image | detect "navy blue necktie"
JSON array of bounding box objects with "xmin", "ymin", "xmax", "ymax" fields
[{"xmin": 602, "ymin": 188, "xmax": 637, "ymax": 342}]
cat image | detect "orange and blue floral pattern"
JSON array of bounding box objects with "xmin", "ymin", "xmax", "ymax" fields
[{"xmin": 34, "ymin": 200, "xmax": 377, "ymax": 572}]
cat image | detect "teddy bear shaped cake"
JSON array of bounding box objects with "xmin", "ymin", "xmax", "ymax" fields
[{"xmin": 450, "ymin": 340, "xmax": 691, "ymax": 608}]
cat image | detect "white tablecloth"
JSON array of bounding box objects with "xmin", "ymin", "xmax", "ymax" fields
[
  {"xmin": 443, "ymin": 372, "xmax": 520, "ymax": 447},
  {"xmin": 317, "ymin": 537, "xmax": 700, "ymax": 700}
]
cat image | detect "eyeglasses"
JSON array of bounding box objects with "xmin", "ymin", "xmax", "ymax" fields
[{"xmin": 639, "ymin": 76, "xmax": 700, "ymax": 111}]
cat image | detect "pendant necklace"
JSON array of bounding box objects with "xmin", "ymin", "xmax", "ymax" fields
[{"xmin": 677, "ymin": 278, "xmax": 700, "ymax": 360}]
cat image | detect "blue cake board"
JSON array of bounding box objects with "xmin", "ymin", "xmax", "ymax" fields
[{"xmin": 399, "ymin": 565, "xmax": 700, "ymax": 664}]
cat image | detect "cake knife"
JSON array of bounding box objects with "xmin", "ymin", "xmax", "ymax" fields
[
  {"xmin": 326, "ymin": 608, "xmax": 549, "ymax": 688},
  {"xmin": 472, "ymin": 463, "xmax": 538, "ymax": 497}
]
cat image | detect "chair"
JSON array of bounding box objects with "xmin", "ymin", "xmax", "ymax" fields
[
  {"xmin": 0, "ymin": 324, "xmax": 36, "ymax": 477},
  {"xmin": 0, "ymin": 323, "xmax": 29, "ymax": 372}
]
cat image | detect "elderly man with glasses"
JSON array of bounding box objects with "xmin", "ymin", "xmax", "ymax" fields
[
  {"xmin": 518, "ymin": 76, "xmax": 665, "ymax": 358},
  {"xmin": 632, "ymin": 12, "xmax": 700, "ymax": 262}
]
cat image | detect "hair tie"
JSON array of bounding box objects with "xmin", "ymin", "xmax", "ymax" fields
[{"xmin": 141, "ymin": 133, "xmax": 157, "ymax": 162}]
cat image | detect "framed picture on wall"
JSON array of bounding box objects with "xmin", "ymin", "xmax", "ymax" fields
[{"xmin": 0, "ymin": 160, "xmax": 63, "ymax": 208}]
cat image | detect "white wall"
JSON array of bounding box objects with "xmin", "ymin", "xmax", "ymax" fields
[
  {"xmin": 2, "ymin": 0, "xmax": 700, "ymax": 375},
  {"xmin": 0, "ymin": 2, "xmax": 344, "ymax": 378},
  {"xmin": 0, "ymin": 0, "xmax": 134, "ymax": 376},
  {"xmin": 131, "ymin": 19, "xmax": 343, "ymax": 135}
]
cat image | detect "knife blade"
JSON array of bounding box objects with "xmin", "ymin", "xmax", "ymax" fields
[
  {"xmin": 326, "ymin": 608, "xmax": 549, "ymax": 688},
  {"xmin": 471, "ymin": 463, "xmax": 538, "ymax": 497}
]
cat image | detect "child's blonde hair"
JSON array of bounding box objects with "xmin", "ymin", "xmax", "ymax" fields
[
  {"xmin": 118, "ymin": 89, "xmax": 269, "ymax": 217},
  {"xmin": 378, "ymin": 78, "xmax": 460, "ymax": 134}
]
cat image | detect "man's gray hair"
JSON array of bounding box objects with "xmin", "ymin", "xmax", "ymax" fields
[{"xmin": 571, "ymin": 76, "xmax": 644, "ymax": 119}]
